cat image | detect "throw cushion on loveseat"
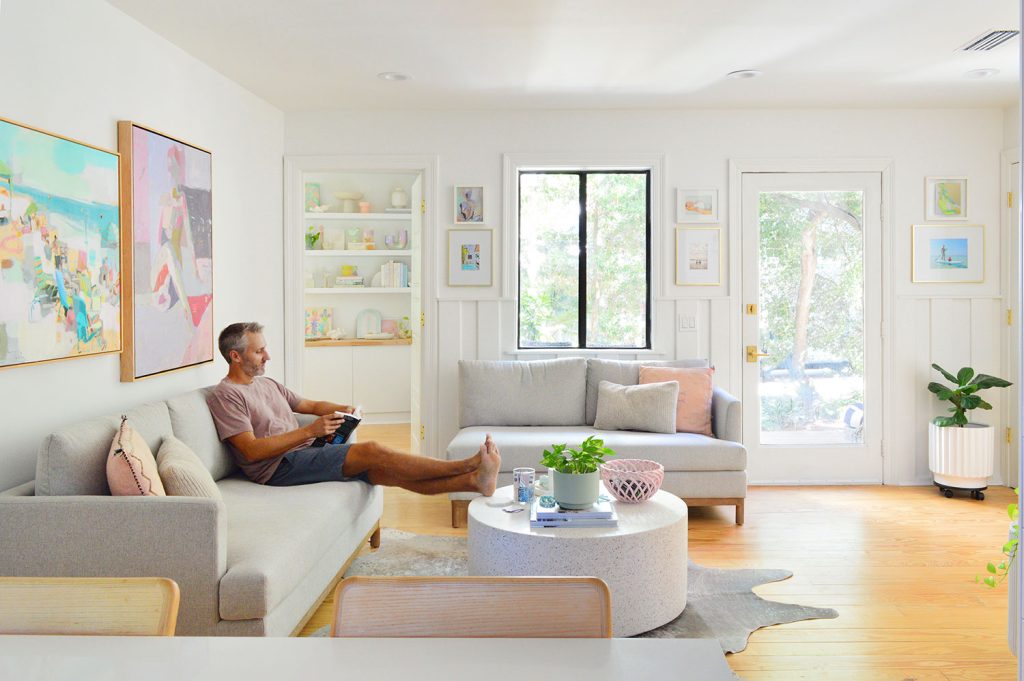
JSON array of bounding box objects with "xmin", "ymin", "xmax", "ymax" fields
[
  {"xmin": 593, "ymin": 380, "xmax": 679, "ymax": 433},
  {"xmin": 107, "ymin": 417, "xmax": 165, "ymax": 497},
  {"xmin": 157, "ymin": 436, "xmax": 222, "ymax": 500},
  {"xmin": 639, "ymin": 365, "xmax": 715, "ymax": 436},
  {"xmin": 585, "ymin": 358, "xmax": 709, "ymax": 425}
]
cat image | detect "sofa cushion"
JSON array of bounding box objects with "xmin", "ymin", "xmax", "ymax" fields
[
  {"xmin": 585, "ymin": 358, "xmax": 709, "ymax": 425},
  {"xmin": 166, "ymin": 388, "xmax": 238, "ymax": 481},
  {"xmin": 593, "ymin": 380, "xmax": 679, "ymax": 434},
  {"xmin": 639, "ymin": 366, "xmax": 714, "ymax": 436},
  {"xmin": 449, "ymin": 426, "xmax": 746, "ymax": 473},
  {"xmin": 36, "ymin": 400, "xmax": 173, "ymax": 496},
  {"xmin": 107, "ymin": 418, "xmax": 166, "ymax": 496},
  {"xmin": 459, "ymin": 358, "xmax": 587, "ymax": 427},
  {"xmin": 157, "ymin": 436, "xmax": 222, "ymax": 500},
  {"xmin": 216, "ymin": 477, "xmax": 379, "ymax": 621}
]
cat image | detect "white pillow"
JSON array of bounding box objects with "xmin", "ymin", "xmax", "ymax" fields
[
  {"xmin": 157, "ymin": 436, "xmax": 222, "ymax": 500},
  {"xmin": 593, "ymin": 380, "xmax": 679, "ymax": 434}
]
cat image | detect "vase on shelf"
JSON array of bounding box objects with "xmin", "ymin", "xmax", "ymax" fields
[{"xmin": 390, "ymin": 187, "xmax": 409, "ymax": 209}]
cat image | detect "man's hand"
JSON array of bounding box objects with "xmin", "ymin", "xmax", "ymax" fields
[{"xmin": 308, "ymin": 413, "xmax": 344, "ymax": 437}]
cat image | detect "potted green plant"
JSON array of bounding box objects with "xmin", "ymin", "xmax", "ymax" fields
[
  {"xmin": 540, "ymin": 436, "xmax": 616, "ymax": 509},
  {"xmin": 927, "ymin": 364, "xmax": 1012, "ymax": 499}
]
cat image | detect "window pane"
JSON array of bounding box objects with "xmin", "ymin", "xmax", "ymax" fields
[
  {"xmin": 519, "ymin": 173, "xmax": 580, "ymax": 348},
  {"xmin": 586, "ymin": 173, "xmax": 647, "ymax": 348}
]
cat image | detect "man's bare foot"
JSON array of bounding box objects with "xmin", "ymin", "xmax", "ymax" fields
[{"xmin": 474, "ymin": 434, "xmax": 501, "ymax": 496}]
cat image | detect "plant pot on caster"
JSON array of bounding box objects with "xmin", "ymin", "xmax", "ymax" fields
[{"xmin": 926, "ymin": 363, "xmax": 1012, "ymax": 501}]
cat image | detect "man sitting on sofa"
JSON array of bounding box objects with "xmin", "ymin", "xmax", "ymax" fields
[{"xmin": 207, "ymin": 322, "xmax": 500, "ymax": 495}]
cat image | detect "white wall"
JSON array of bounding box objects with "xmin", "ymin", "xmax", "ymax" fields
[
  {"xmin": 287, "ymin": 107, "xmax": 1010, "ymax": 484},
  {"xmin": 0, "ymin": 0, "xmax": 285, "ymax": 491}
]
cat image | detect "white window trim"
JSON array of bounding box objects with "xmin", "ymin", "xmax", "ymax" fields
[{"xmin": 502, "ymin": 152, "xmax": 666, "ymax": 357}]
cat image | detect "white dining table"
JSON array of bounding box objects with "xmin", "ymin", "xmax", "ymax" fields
[{"xmin": 0, "ymin": 636, "xmax": 737, "ymax": 680}]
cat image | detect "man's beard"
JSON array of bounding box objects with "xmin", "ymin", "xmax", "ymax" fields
[{"xmin": 244, "ymin": 360, "xmax": 265, "ymax": 376}]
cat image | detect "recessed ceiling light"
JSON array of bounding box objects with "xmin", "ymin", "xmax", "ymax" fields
[
  {"xmin": 964, "ymin": 68, "xmax": 999, "ymax": 79},
  {"xmin": 727, "ymin": 70, "xmax": 762, "ymax": 80},
  {"xmin": 377, "ymin": 72, "xmax": 411, "ymax": 82}
]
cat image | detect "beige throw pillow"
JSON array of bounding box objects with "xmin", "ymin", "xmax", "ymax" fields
[
  {"xmin": 593, "ymin": 380, "xmax": 679, "ymax": 434},
  {"xmin": 157, "ymin": 436, "xmax": 222, "ymax": 500},
  {"xmin": 107, "ymin": 417, "xmax": 166, "ymax": 496}
]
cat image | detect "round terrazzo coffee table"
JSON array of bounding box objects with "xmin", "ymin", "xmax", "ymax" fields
[{"xmin": 467, "ymin": 484, "xmax": 688, "ymax": 637}]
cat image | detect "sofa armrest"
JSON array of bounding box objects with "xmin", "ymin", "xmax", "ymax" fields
[
  {"xmin": 712, "ymin": 387, "xmax": 742, "ymax": 443},
  {"xmin": 0, "ymin": 496, "xmax": 227, "ymax": 635}
]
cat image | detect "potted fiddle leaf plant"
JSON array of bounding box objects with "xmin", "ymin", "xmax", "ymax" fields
[
  {"xmin": 540, "ymin": 436, "xmax": 616, "ymax": 509},
  {"xmin": 927, "ymin": 364, "xmax": 1012, "ymax": 500}
]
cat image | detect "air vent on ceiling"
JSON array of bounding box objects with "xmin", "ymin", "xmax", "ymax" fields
[{"xmin": 959, "ymin": 30, "xmax": 1020, "ymax": 51}]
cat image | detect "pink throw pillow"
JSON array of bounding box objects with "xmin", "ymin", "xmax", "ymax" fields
[
  {"xmin": 639, "ymin": 366, "xmax": 715, "ymax": 436},
  {"xmin": 107, "ymin": 417, "xmax": 166, "ymax": 496}
]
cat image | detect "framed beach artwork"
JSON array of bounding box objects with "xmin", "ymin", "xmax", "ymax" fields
[
  {"xmin": 0, "ymin": 116, "xmax": 121, "ymax": 371},
  {"xmin": 454, "ymin": 185, "xmax": 484, "ymax": 224},
  {"xmin": 676, "ymin": 188, "xmax": 718, "ymax": 223},
  {"xmin": 925, "ymin": 177, "xmax": 967, "ymax": 221},
  {"xmin": 118, "ymin": 122, "xmax": 213, "ymax": 381},
  {"xmin": 911, "ymin": 224, "xmax": 984, "ymax": 283},
  {"xmin": 675, "ymin": 227, "xmax": 721, "ymax": 286},
  {"xmin": 448, "ymin": 229, "xmax": 492, "ymax": 286}
]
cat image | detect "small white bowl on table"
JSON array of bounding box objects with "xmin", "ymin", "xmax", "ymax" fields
[{"xmin": 467, "ymin": 483, "xmax": 688, "ymax": 637}]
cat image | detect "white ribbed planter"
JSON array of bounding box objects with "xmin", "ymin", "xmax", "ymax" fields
[{"xmin": 928, "ymin": 422, "xmax": 994, "ymax": 490}]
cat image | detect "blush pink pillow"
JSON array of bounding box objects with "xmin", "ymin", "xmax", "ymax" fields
[
  {"xmin": 639, "ymin": 366, "xmax": 715, "ymax": 436},
  {"xmin": 107, "ymin": 418, "xmax": 166, "ymax": 496}
]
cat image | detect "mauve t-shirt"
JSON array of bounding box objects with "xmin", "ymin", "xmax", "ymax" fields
[{"xmin": 206, "ymin": 377, "xmax": 313, "ymax": 484}]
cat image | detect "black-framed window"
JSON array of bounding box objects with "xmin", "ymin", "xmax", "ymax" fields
[{"xmin": 518, "ymin": 170, "xmax": 651, "ymax": 349}]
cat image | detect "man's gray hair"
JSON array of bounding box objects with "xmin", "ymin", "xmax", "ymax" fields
[{"xmin": 218, "ymin": 322, "xmax": 264, "ymax": 363}]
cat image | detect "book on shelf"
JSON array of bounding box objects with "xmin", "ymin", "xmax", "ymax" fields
[{"xmin": 379, "ymin": 260, "xmax": 410, "ymax": 288}]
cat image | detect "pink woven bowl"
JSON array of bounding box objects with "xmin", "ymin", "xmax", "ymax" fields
[{"xmin": 600, "ymin": 459, "xmax": 664, "ymax": 503}]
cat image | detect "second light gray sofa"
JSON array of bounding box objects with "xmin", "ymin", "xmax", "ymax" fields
[
  {"xmin": 0, "ymin": 387, "xmax": 383, "ymax": 636},
  {"xmin": 447, "ymin": 357, "xmax": 746, "ymax": 526}
]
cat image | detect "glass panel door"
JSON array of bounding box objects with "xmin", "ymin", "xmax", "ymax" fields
[{"xmin": 742, "ymin": 172, "xmax": 883, "ymax": 483}]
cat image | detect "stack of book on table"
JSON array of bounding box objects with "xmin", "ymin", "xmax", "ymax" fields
[{"xmin": 529, "ymin": 497, "xmax": 618, "ymax": 528}]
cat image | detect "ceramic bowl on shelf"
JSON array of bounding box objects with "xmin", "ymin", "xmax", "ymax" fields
[{"xmin": 363, "ymin": 332, "xmax": 395, "ymax": 340}]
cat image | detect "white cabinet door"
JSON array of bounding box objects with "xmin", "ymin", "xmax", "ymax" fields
[
  {"xmin": 353, "ymin": 346, "xmax": 411, "ymax": 418},
  {"xmin": 302, "ymin": 346, "xmax": 355, "ymax": 405}
]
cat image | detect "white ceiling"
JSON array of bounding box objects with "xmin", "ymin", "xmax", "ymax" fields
[{"xmin": 107, "ymin": 0, "xmax": 1020, "ymax": 111}]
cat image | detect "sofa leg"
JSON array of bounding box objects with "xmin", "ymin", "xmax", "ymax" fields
[
  {"xmin": 369, "ymin": 524, "xmax": 381, "ymax": 549},
  {"xmin": 451, "ymin": 500, "xmax": 470, "ymax": 529},
  {"xmin": 735, "ymin": 499, "xmax": 745, "ymax": 526}
]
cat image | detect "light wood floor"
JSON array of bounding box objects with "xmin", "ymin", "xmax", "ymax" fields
[{"xmin": 302, "ymin": 424, "xmax": 1019, "ymax": 680}]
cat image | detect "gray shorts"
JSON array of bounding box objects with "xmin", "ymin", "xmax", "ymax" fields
[{"xmin": 266, "ymin": 443, "xmax": 368, "ymax": 486}]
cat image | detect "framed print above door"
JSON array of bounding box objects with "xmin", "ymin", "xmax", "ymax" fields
[
  {"xmin": 0, "ymin": 116, "xmax": 121, "ymax": 371},
  {"xmin": 118, "ymin": 121, "xmax": 213, "ymax": 381}
]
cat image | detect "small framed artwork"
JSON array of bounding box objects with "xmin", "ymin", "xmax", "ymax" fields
[
  {"xmin": 911, "ymin": 224, "xmax": 984, "ymax": 283},
  {"xmin": 925, "ymin": 177, "xmax": 967, "ymax": 221},
  {"xmin": 448, "ymin": 229, "xmax": 493, "ymax": 286},
  {"xmin": 676, "ymin": 227, "xmax": 721, "ymax": 286},
  {"xmin": 304, "ymin": 182, "xmax": 321, "ymax": 211},
  {"xmin": 454, "ymin": 185, "xmax": 484, "ymax": 224},
  {"xmin": 676, "ymin": 188, "xmax": 718, "ymax": 223},
  {"xmin": 304, "ymin": 307, "xmax": 333, "ymax": 339}
]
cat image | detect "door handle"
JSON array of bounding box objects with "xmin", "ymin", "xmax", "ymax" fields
[{"xmin": 746, "ymin": 346, "xmax": 770, "ymax": 363}]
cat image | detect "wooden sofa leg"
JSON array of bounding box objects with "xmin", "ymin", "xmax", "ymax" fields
[
  {"xmin": 452, "ymin": 500, "xmax": 470, "ymax": 529},
  {"xmin": 735, "ymin": 499, "xmax": 745, "ymax": 526},
  {"xmin": 369, "ymin": 524, "xmax": 381, "ymax": 549}
]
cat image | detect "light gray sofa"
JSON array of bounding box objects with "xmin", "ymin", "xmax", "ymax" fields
[
  {"xmin": 447, "ymin": 357, "xmax": 746, "ymax": 526},
  {"xmin": 0, "ymin": 387, "xmax": 383, "ymax": 636}
]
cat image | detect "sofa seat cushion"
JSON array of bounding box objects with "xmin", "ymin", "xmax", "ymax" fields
[
  {"xmin": 449, "ymin": 426, "xmax": 746, "ymax": 473},
  {"xmin": 216, "ymin": 476, "xmax": 379, "ymax": 621}
]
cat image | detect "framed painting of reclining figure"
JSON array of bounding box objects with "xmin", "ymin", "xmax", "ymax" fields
[
  {"xmin": 118, "ymin": 121, "xmax": 213, "ymax": 381},
  {"xmin": 0, "ymin": 116, "xmax": 121, "ymax": 371}
]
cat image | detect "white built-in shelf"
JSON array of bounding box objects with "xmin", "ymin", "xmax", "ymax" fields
[
  {"xmin": 305, "ymin": 287, "xmax": 411, "ymax": 294},
  {"xmin": 305, "ymin": 212, "xmax": 411, "ymax": 221},
  {"xmin": 305, "ymin": 338, "xmax": 412, "ymax": 347},
  {"xmin": 305, "ymin": 250, "xmax": 410, "ymax": 257}
]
